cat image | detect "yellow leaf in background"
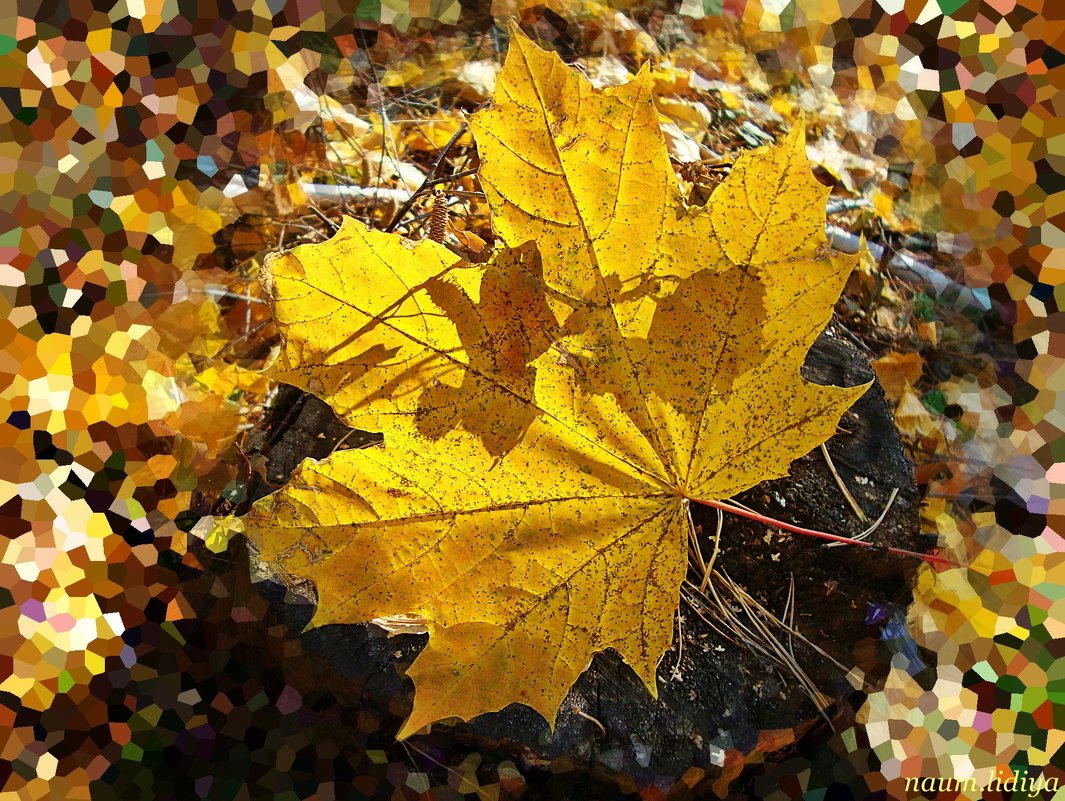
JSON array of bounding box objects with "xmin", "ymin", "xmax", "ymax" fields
[
  {"xmin": 770, "ymin": 93, "xmax": 797, "ymax": 121},
  {"xmin": 620, "ymin": 29, "xmax": 661, "ymax": 62},
  {"xmin": 360, "ymin": 149, "xmax": 426, "ymax": 190},
  {"xmin": 871, "ymin": 351, "xmax": 924, "ymax": 403},
  {"xmin": 452, "ymin": 227, "xmax": 487, "ymax": 255},
  {"xmin": 872, "ymin": 304, "xmax": 906, "ymax": 334},
  {"xmin": 318, "ymin": 95, "xmax": 371, "ymax": 142},
  {"xmin": 873, "ymin": 187, "xmax": 923, "ymax": 235},
  {"xmin": 381, "ymin": 61, "xmax": 423, "ymax": 88},
  {"xmin": 844, "ymin": 240, "xmax": 882, "ymax": 304},
  {"xmin": 719, "ymin": 47, "xmax": 751, "ymax": 82},
  {"xmin": 720, "ymin": 89, "xmax": 743, "ymax": 109},
  {"xmin": 163, "ymin": 393, "xmax": 241, "ymax": 458},
  {"xmin": 192, "ymin": 361, "xmax": 271, "ymax": 400},
  {"xmin": 191, "ymin": 515, "xmax": 245, "ymax": 554},
  {"xmin": 872, "ymin": 189, "xmax": 894, "ymax": 220},
  {"xmin": 659, "ymin": 119, "xmax": 702, "ymax": 163},
  {"xmin": 915, "ymin": 320, "xmax": 940, "ymax": 344},
  {"xmin": 357, "ymin": 112, "xmax": 386, "ymax": 152},
  {"xmin": 155, "ymin": 295, "xmax": 229, "ymax": 361},
  {"xmin": 249, "ymin": 32, "xmax": 866, "ymax": 738},
  {"xmin": 286, "ymin": 180, "xmax": 308, "ymax": 209},
  {"xmin": 649, "ymin": 66, "xmax": 690, "ymax": 95},
  {"xmin": 893, "ymin": 385, "xmax": 945, "ymax": 448},
  {"xmin": 402, "ymin": 114, "xmax": 473, "ymax": 152},
  {"xmin": 655, "ymin": 96, "xmax": 714, "ymax": 139},
  {"xmin": 378, "ymin": 51, "xmax": 470, "ymax": 92},
  {"xmin": 453, "ymin": 59, "xmax": 499, "ymax": 103}
]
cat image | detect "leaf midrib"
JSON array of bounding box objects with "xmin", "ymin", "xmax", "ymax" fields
[{"xmin": 511, "ymin": 42, "xmax": 679, "ymax": 485}]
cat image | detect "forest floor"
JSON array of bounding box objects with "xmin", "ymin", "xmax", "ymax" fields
[{"xmin": 158, "ymin": 10, "xmax": 1013, "ymax": 793}]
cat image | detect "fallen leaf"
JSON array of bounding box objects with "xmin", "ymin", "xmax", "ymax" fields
[
  {"xmin": 845, "ymin": 240, "xmax": 882, "ymax": 304},
  {"xmin": 453, "ymin": 59, "xmax": 499, "ymax": 102},
  {"xmin": 191, "ymin": 515, "xmax": 245, "ymax": 554},
  {"xmin": 360, "ymin": 148, "xmax": 426, "ymax": 191},
  {"xmin": 318, "ymin": 95, "xmax": 371, "ymax": 142},
  {"xmin": 452, "ymin": 227, "xmax": 488, "ymax": 255},
  {"xmin": 401, "ymin": 113, "xmax": 472, "ymax": 152},
  {"xmin": 804, "ymin": 134, "xmax": 885, "ymax": 195},
  {"xmin": 581, "ymin": 55, "xmax": 632, "ymax": 89},
  {"xmin": 655, "ymin": 96, "xmax": 715, "ymax": 139},
  {"xmin": 872, "ymin": 305, "xmax": 907, "ymax": 335},
  {"xmin": 871, "ymin": 351, "xmax": 924, "ymax": 403},
  {"xmin": 915, "ymin": 321, "xmax": 939, "ymax": 344},
  {"xmin": 893, "ymin": 385, "xmax": 945, "ymax": 448},
  {"xmin": 381, "ymin": 60, "xmax": 424, "ymax": 89},
  {"xmin": 659, "ymin": 118, "xmax": 703, "ymax": 162},
  {"xmin": 770, "ymin": 93, "xmax": 797, "ymax": 121},
  {"xmin": 248, "ymin": 33, "xmax": 867, "ymax": 738},
  {"xmin": 649, "ymin": 65, "xmax": 691, "ymax": 95}
]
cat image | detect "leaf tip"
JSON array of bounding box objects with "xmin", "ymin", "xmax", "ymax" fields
[
  {"xmin": 395, "ymin": 713, "xmax": 433, "ymax": 741},
  {"xmin": 784, "ymin": 112, "xmax": 808, "ymax": 148}
]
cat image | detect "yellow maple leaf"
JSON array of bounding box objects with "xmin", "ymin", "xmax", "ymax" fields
[{"xmin": 247, "ymin": 33, "xmax": 867, "ymax": 739}]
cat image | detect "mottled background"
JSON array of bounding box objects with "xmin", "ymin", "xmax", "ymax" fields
[{"xmin": 1, "ymin": 0, "xmax": 1061, "ymax": 798}]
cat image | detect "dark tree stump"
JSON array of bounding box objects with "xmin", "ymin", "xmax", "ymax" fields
[{"xmin": 243, "ymin": 322, "xmax": 923, "ymax": 795}]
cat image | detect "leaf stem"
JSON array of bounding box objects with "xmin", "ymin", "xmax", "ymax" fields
[{"xmin": 686, "ymin": 496, "xmax": 956, "ymax": 568}]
